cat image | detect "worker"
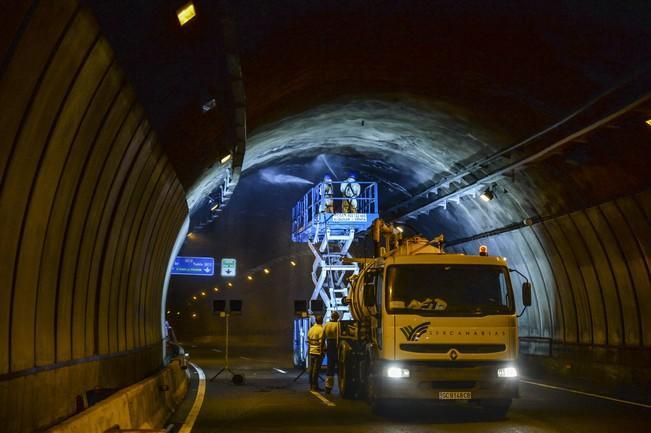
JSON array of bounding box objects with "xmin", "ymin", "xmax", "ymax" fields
[
  {"xmin": 323, "ymin": 311, "xmax": 340, "ymax": 394},
  {"xmin": 306, "ymin": 315, "xmax": 325, "ymax": 391},
  {"xmin": 319, "ymin": 174, "xmax": 334, "ymax": 213},
  {"xmin": 340, "ymin": 172, "xmax": 361, "ymax": 213}
]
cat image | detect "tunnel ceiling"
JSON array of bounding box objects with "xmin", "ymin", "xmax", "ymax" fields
[{"xmin": 87, "ymin": 0, "xmax": 651, "ymax": 195}]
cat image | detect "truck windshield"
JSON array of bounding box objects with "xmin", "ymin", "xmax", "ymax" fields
[{"xmin": 386, "ymin": 264, "xmax": 513, "ymax": 315}]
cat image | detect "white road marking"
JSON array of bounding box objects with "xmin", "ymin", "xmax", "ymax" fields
[
  {"xmin": 240, "ymin": 356, "xmax": 252, "ymax": 360},
  {"xmin": 273, "ymin": 368, "xmax": 287, "ymax": 374},
  {"xmin": 211, "ymin": 348, "xmax": 222, "ymax": 353},
  {"xmin": 178, "ymin": 362, "xmax": 207, "ymax": 433},
  {"xmin": 521, "ymin": 379, "xmax": 651, "ymax": 409},
  {"xmin": 310, "ymin": 390, "xmax": 336, "ymax": 407}
]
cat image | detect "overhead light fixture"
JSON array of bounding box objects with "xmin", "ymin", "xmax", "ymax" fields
[
  {"xmin": 220, "ymin": 154, "xmax": 231, "ymax": 164},
  {"xmin": 646, "ymin": 118, "xmax": 651, "ymax": 127},
  {"xmin": 480, "ymin": 189, "xmax": 494, "ymax": 202},
  {"xmin": 213, "ymin": 287, "xmax": 219, "ymax": 292},
  {"xmin": 176, "ymin": 2, "xmax": 196, "ymax": 26},
  {"xmin": 192, "ymin": 296, "xmax": 197, "ymax": 301},
  {"xmin": 290, "ymin": 260, "xmax": 297, "ymax": 267},
  {"xmin": 201, "ymin": 291, "xmax": 207, "ymax": 297},
  {"xmin": 247, "ymin": 275, "xmax": 253, "ymax": 281},
  {"xmin": 227, "ymin": 282, "xmax": 233, "ymax": 287},
  {"xmin": 396, "ymin": 226, "xmax": 404, "ymax": 233},
  {"xmin": 191, "ymin": 312, "xmax": 198, "ymax": 318},
  {"xmin": 263, "ymin": 268, "xmax": 270, "ymax": 274}
]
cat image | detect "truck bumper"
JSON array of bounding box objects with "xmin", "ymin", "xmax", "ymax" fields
[{"xmin": 373, "ymin": 361, "xmax": 519, "ymax": 401}]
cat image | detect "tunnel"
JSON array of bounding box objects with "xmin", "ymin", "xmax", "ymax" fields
[{"xmin": 1, "ymin": 1, "xmax": 650, "ymax": 432}]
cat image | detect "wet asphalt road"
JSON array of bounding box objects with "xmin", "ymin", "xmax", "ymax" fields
[{"xmin": 180, "ymin": 344, "xmax": 651, "ymax": 433}]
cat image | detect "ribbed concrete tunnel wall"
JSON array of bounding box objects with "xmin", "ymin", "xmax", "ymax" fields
[{"xmin": 0, "ymin": 1, "xmax": 188, "ymax": 431}]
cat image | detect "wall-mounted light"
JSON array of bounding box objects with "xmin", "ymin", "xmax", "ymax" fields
[
  {"xmin": 202, "ymin": 98, "xmax": 216, "ymax": 113},
  {"xmin": 191, "ymin": 312, "xmax": 198, "ymax": 318},
  {"xmin": 247, "ymin": 275, "xmax": 253, "ymax": 281},
  {"xmin": 646, "ymin": 118, "xmax": 651, "ymax": 127},
  {"xmin": 200, "ymin": 291, "xmax": 207, "ymax": 297},
  {"xmin": 176, "ymin": 2, "xmax": 196, "ymax": 26},
  {"xmin": 213, "ymin": 287, "xmax": 220, "ymax": 292},
  {"xmin": 192, "ymin": 295, "xmax": 198, "ymax": 301},
  {"xmin": 227, "ymin": 282, "xmax": 233, "ymax": 287},
  {"xmin": 220, "ymin": 154, "xmax": 231, "ymax": 164},
  {"xmin": 480, "ymin": 189, "xmax": 494, "ymax": 202},
  {"xmin": 210, "ymin": 203, "xmax": 220, "ymax": 212},
  {"xmin": 290, "ymin": 260, "xmax": 297, "ymax": 267}
]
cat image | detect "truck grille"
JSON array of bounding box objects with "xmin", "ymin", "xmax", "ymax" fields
[
  {"xmin": 400, "ymin": 343, "xmax": 506, "ymax": 354},
  {"xmin": 431, "ymin": 381, "xmax": 476, "ymax": 389}
]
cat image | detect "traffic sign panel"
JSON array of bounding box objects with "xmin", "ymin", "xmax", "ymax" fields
[
  {"xmin": 171, "ymin": 256, "xmax": 215, "ymax": 276},
  {"xmin": 221, "ymin": 258, "xmax": 237, "ymax": 277}
]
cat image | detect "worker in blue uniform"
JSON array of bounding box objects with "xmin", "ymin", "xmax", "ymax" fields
[{"xmin": 307, "ymin": 315, "xmax": 325, "ymax": 391}]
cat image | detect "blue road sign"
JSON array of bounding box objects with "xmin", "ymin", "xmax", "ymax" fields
[{"xmin": 171, "ymin": 256, "xmax": 215, "ymax": 276}]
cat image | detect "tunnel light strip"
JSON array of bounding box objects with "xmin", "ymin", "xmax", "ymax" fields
[
  {"xmin": 520, "ymin": 379, "xmax": 651, "ymax": 409},
  {"xmin": 391, "ymin": 92, "xmax": 651, "ymax": 221},
  {"xmin": 178, "ymin": 362, "xmax": 207, "ymax": 433}
]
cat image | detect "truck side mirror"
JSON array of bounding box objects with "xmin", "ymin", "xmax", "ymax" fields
[{"xmin": 522, "ymin": 282, "xmax": 532, "ymax": 307}]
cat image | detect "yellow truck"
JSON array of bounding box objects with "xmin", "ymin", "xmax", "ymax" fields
[{"xmin": 338, "ymin": 219, "xmax": 532, "ymax": 417}]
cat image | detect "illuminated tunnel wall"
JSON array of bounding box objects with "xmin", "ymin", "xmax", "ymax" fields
[{"xmin": 0, "ymin": 2, "xmax": 187, "ymax": 431}]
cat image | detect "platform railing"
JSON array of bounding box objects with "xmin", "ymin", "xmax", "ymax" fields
[{"xmin": 291, "ymin": 181, "xmax": 378, "ymax": 240}]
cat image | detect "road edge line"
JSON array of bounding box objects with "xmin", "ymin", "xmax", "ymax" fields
[
  {"xmin": 178, "ymin": 362, "xmax": 207, "ymax": 433},
  {"xmin": 520, "ymin": 379, "xmax": 651, "ymax": 409},
  {"xmin": 310, "ymin": 390, "xmax": 336, "ymax": 407}
]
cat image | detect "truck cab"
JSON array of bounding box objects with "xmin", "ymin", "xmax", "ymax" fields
[{"xmin": 339, "ymin": 231, "xmax": 531, "ymax": 417}]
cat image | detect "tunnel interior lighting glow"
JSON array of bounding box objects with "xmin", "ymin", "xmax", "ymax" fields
[
  {"xmin": 210, "ymin": 203, "xmax": 220, "ymax": 211},
  {"xmin": 192, "ymin": 296, "xmax": 197, "ymax": 300},
  {"xmin": 497, "ymin": 367, "xmax": 518, "ymax": 378},
  {"xmin": 221, "ymin": 153, "xmax": 231, "ymax": 164},
  {"xmin": 247, "ymin": 275, "xmax": 253, "ymax": 281},
  {"xmin": 263, "ymin": 268, "xmax": 270, "ymax": 274},
  {"xmin": 646, "ymin": 118, "xmax": 651, "ymax": 126},
  {"xmin": 227, "ymin": 282, "xmax": 233, "ymax": 287},
  {"xmin": 201, "ymin": 291, "xmax": 206, "ymax": 296},
  {"xmin": 290, "ymin": 260, "xmax": 297, "ymax": 267},
  {"xmin": 191, "ymin": 312, "xmax": 198, "ymax": 318},
  {"xmin": 386, "ymin": 366, "xmax": 410, "ymax": 378},
  {"xmin": 176, "ymin": 2, "xmax": 196, "ymax": 26},
  {"xmin": 480, "ymin": 189, "xmax": 494, "ymax": 202},
  {"xmin": 396, "ymin": 226, "xmax": 404, "ymax": 233},
  {"xmin": 213, "ymin": 287, "xmax": 219, "ymax": 292}
]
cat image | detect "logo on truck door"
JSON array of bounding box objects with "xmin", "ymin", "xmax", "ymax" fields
[{"xmin": 400, "ymin": 322, "xmax": 431, "ymax": 341}]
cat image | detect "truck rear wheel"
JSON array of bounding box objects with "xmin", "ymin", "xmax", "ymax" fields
[{"xmin": 481, "ymin": 398, "xmax": 512, "ymax": 419}]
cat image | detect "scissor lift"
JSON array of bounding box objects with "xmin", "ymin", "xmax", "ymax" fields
[{"xmin": 290, "ymin": 180, "xmax": 378, "ymax": 367}]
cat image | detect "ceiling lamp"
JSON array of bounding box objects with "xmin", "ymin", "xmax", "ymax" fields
[
  {"xmin": 263, "ymin": 268, "xmax": 270, "ymax": 274},
  {"xmin": 176, "ymin": 2, "xmax": 196, "ymax": 26},
  {"xmin": 480, "ymin": 189, "xmax": 494, "ymax": 202},
  {"xmin": 646, "ymin": 118, "xmax": 651, "ymax": 126}
]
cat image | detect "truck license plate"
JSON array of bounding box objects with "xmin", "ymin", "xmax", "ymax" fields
[{"xmin": 438, "ymin": 391, "xmax": 471, "ymax": 400}]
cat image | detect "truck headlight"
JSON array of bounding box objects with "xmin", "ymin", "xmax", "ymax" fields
[
  {"xmin": 386, "ymin": 366, "xmax": 410, "ymax": 378},
  {"xmin": 497, "ymin": 367, "xmax": 517, "ymax": 378}
]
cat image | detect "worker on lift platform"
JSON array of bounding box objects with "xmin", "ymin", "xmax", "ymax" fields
[
  {"xmin": 319, "ymin": 174, "xmax": 334, "ymax": 213},
  {"xmin": 341, "ymin": 172, "xmax": 361, "ymax": 213}
]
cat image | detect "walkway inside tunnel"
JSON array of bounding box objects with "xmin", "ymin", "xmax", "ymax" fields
[{"xmin": 1, "ymin": 0, "xmax": 651, "ymax": 432}]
